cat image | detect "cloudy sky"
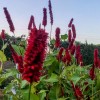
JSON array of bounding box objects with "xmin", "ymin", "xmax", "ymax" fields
[{"xmin": 0, "ymin": 0, "xmax": 100, "ymax": 44}]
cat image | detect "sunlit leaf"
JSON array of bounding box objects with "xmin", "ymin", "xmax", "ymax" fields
[
  {"xmin": 61, "ymin": 34, "xmax": 68, "ymax": 40},
  {"xmin": 0, "ymin": 50, "xmax": 7, "ymax": 62},
  {"xmin": 12, "ymin": 44, "xmax": 25, "ymax": 56},
  {"xmin": 2, "ymin": 43, "xmax": 8, "ymax": 50},
  {"xmin": 44, "ymin": 73, "xmax": 58, "ymax": 83}
]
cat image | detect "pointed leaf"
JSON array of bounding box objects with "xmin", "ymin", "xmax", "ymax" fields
[{"xmin": 0, "ymin": 50, "xmax": 7, "ymax": 62}]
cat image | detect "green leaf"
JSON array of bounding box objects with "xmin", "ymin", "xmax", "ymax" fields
[
  {"xmin": 44, "ymin": 55, "xmax": 55, "ymax": 67},
  {"xmin": 71, "ymin": 74, "xmax": 81, "ymax": 85},
  {"xmin": 0, "ymin": 77, "xmax": 5, "ymax": 85},
  {"xmin": 0, "ymin": 50, "xmax": 7, "ymax": 62},
  {"xmin": 3, "ymin": 83, "xmax": 13, "ymax": 93},
  {"xmin": 12, "ymin": 44, "xmax": 25, "ymax": 56},
  {"xmin": 38, "ymin": 90, "xmax": 47, "ymax": 100},
  {"xmin": 2, "ymin": 43, "xmax": 8, "ymax": 50},
  {"xmin": 57, "ymin": 98, "xmax": 66, "ymax": 100},
  {"xmin": 5, "ymin": 68, "xmax": 19, "ymax": 78},
  {"xmin": 12, "ymin": 96, "xmax": 19, "ymax": 100},
  {"xmin": 23, "ymin": 93, "xmax": 39, "ymax": 100},
  {"xmin": 21, "ymin": 80, "xmax": 28, "ymax": 89},
  {"xmin": 61, "ymin": 65, "xmax": 75, "ymax": 79},
  {"xmin": 39, "ymin": 90, "xmax": 48, "ymax": 93},
  {"xmin": 50, "ymin": 39, "xmax": 55, "ymax": 45},
  {"xmin": 48, "ymin": 84, "xmax": 60, "ymax": 100},
  {"xmin": 61, "ymin": 34, "xmax": 68, "ymax": 40},
  {"xmin": 96, "ymin": 73, "xmax": 100, "ymax": 89},
  {"xmin": 45, "ymin": 73, "xmax": 58, "ymax": 83},
  {"xmin": 48, "ymin": 59, "xmax": 59, "ymax": 74}
]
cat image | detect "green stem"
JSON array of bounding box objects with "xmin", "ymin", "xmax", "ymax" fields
[
  {"xmin": 50, "ymin": 25, "xmax": 52, "ymax": 42},
  {"xmin": 28, "ymin": 83, "xmax": 31, "ymax": 100},
  {"xmin": 49, "ymin": 25, "xmax": 52, "ymax": 53},
  {"xmin": 2, "ymin": 40, "xmax": 4, "ymax": 53}
]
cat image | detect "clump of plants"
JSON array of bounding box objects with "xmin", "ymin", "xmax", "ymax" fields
[{"xmin": 0, "ymin": 0, "xmax": 100, "ymax": 100}]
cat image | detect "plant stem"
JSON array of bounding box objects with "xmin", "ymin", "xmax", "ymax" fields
[
  {"xmin": 2, "ymin": 40, "xmax": 4, "ymax": 53},
  {"xmin": 28, "ymin": 83, "xmax": 31, "ymax": 100},
  {"xmin": 50, "ymin": 25, "xmax": 52, "ymax": 42},
  {"xmin": 49, "ymin": 25, "xmax": 52, "ymax": 53}
]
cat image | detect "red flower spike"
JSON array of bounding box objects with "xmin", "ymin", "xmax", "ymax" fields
[
  {"xmin": 3, "ymin": 7, "xmax": 15, "ymax": 33},
  {"xmin": 57, "ymin": 47, "xmax": 64, "ymax": 61},
  {"xmin": 65, "ymin": 49, "xmax": 71, "ymax": 65},
  {"xmin": 28, "ymin": 15, "xmax": 36, "ymax": 30},
  {"xmin": 62, "ymin": 49, "xmax": 71, "ymax": 65},
  {"xmin": 79, "ymin": 54, "xmax": 83, "ymax": 62},
  {"xmin": 48, "ymin": 0, "xmax": 53, "ymax": 25},
  {"xmin": 68, "ymin": 38, "xmax": 75, "ymax": 49},
  {"xmin": 68, "ymin": 29, "xmax": 72, "ymax": 43},
  {"xmin": 68, "ymin": 18, "xmax": 73, "ymax": 27},
  {"xmin": 98, "ymin": 59, "xmax": 100, "ymax": 69},
  {"xmin": 94, "ymin": 49, "xmax": 98, "ymax": 58},
  {"xmin": 55, "ymin": 27, "xmax": 60, "ymax": 48},
  {"xmin": 79, "ymin": 54, "xmax": 84, "ymax": 66},
  {"xmin": 75, "ymin": 86, "xmax": 83, "ymax": 100},
  {"xmin": 94, "ymin": 49, "xmax": 99, "ymax": 67},
  {"xmin": 17, "ymin": 56, "xmax": 24, "ymax": 73},
  {"xmin": 71, "ymin": 81, "xmax": 83, "ymax": 100},
  {"xmin": 75, "ymin": 45, "xmax": 81, "ymax": 64},
  {"xmin": 42, "ymin": 8, "xmax": 47, "ymax": 28},
  {"xmin": 62, "ymin": 56, "xmax": 66, "ymax": 63},
  {"xmin": 89, "ymin": 64, "xmax": 95, "ymax": 80},
  {"xmin": 23, "ymin": 28, "xmax": 48, "ymax": 83},
  {"xmin": 70, "ymin": 45, "xmax": 75, "ymax": 55},
  {"xmin": 72, "ymin": 24, "xmax": 76, "ymax": 38},
  {"xmin": 1, "ymin": 30, "xmax": 5, "ymax": 40}
]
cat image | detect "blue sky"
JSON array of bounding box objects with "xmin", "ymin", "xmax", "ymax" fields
[{"xmin": 0, "ymin": 0, "xmax": 100, "ymax": 44}]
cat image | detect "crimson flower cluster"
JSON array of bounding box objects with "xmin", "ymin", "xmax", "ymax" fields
[
  {"xmin": 68, "ymin": 18, "xmax": 76, "ymax": 49},
  {"xmin": 94, "ymin": 49, "xmax": 99, "ymax": 68},
  {"xmin": 89, "ymin": 49, "xmax": 100, "ymax": 80},
  {"xmin": 89, "ymin": 64, "xmax": 95, "ymax": 80},
  {"xmin": 68, "ymin": 18, "xmax": 73, "ymax": 28},
  {"xmin": 56, "ymin": 19, "xmax": 83, "ymax": 66},
  {"xmin": 71, "ymin": 81, "xmax": 83, "ymax": 100},
  {"xmin": 3, "ymin": 7, "xmax": 15, "ymax": 33},
  {"xmin": 62, "ymin": 49, "xmax": 71, "ymax": 65},
  {"xmin": 23, "ymin": 28, "xmax": 48, "ymax": 83},
  {"xmin": 42, "ymin": 8, "xmax": 47, "ymax": 28},
  {"xmin": 57, "ymin": 48, "xmax": 72, "ymax": 65},
  {"xmin": 55, "ymin": 27, "xmax": 60, "ymax": 48},
  {"xmin": 10, "ymin": 28, "xmax": 48, "ymax": 83},
  {"xmin": 57, "ymin": 47, "xmax": 64, "ymax": 61},
  {"xmin": 28, "ymin": 15, "xmax": 36, "ymax": 30},
  {"xmin": 48, "ymin": 0, "xmax": 53, "ymax": 25},
  {"xmin": 68, "ymin": 30, "xmax": 71, "ymax": 42},
  {"xmin": 0, "ymin": 30, "xmax": 5, "ymax": 40}
]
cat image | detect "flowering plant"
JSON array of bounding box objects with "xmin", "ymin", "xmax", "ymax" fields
[{"xmin": 0, "ymin": 0, "xmax": 100, "ymax": 100}]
